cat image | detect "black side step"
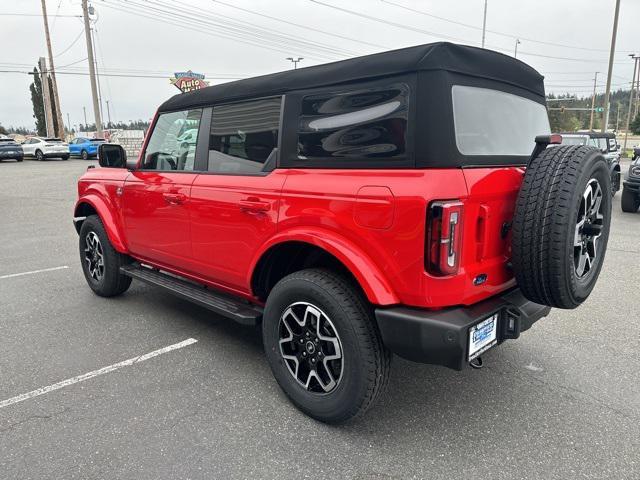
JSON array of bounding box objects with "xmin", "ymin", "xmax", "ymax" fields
[{"xmin": 120, "ymin": 264, "xmax": 262, "ymax": 326}]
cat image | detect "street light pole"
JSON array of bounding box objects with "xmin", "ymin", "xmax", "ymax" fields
[
  {"xmin": 589, "ymin": 72, "xmax": 599, "ymax": 131},
  {"xmin": 601, "ymin": 0, "xmax": 621, "ymax": 132},
  {"xmin": 481, "ymin": 0, "xmax": 488, "ymax": 48},
  {"xmin": 286, "ymin": 57, "xmax": 303, "ymax": 69}
]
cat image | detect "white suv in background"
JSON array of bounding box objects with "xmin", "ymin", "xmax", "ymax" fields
[{"xmin": 22, "ymin": 137, "xmax": 70, "ymax": 161}]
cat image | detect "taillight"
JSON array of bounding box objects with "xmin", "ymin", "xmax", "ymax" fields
[{"xmin": 426, "ymin": 201, "xmax": 464, "ymax": 276}]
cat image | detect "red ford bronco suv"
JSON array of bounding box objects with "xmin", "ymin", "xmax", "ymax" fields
[{"xmin": 74, "ymin": 43, "xmax": 612, "ymax": 423}]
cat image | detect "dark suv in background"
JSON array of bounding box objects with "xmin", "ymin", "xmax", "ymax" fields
[
  {"xmin": 0, "ymin": 137, "xmax": 24, "ymax": 162},
  {"xmin": 622, "ymin": 147, "xmax": 640, "ymax": 212},
  {"xmin": 557, "ymin": 132, "xmax": 621, "ymax": 194}
]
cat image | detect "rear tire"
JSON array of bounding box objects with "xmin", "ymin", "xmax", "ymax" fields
[
  {"xmin": 81, "ymin": 150, "xmax": 88, "ymax": 160},
  {"xmin": 262, "ymin": 268, "xmax": 390, "ymax": 424},
  {"xmin": 35, "ymin": 150, "xmax": 44, "ymax": 161},
  {"xmin": 512, "ymin": 145, "xmax": 612, "ymax": 309},
  {"xmin": 79, "ymin": 215, "xmax": 132, "ymax": 297},
  {"xmin": 62, "ymin": 155, "xmax": 70, "ymax": 160},
  {"xmin": 621, "ymin": 188, "xmax": 640, "ymax": 213}
]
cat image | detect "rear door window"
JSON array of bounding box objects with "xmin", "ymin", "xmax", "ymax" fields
[
  {"xmin": 208, "ymin": 97, "xmax": 281, "ymax": 174},
  {"xmin": 452, "ymin": 85, "xmax": 550, "ymax": 156}
]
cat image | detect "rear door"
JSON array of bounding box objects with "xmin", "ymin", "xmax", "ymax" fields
[
  {"xmin": 121, "ymin": 108, "xmax": 204, "ymax": 269},
  {"xmin": 189, "ymin": 97, "xmax": 286, "ymax": 292}
]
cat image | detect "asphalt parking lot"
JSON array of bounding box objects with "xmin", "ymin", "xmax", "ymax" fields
[{"xmin": 1, "ymin": 158, "xmax": 639, "ymax": 479}]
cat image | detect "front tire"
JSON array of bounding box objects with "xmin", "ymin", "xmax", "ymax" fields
[
  {"xmin": 621, "ymin": 188, "xmax": 640, "ymax": 213},
  {"xmin": 263, "ymin": 269, "xmax": 391, "ymax": 424},
  {"xmin": 79, "ymin": 215, "xmax": 132, "ymax": 297},
  {"xmin": 81, "ymin": 150, "xmax": 88, "ymax": 160}
]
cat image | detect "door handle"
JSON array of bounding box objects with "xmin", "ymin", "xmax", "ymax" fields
[
  {"xmin": 239, "ymin": 198, "xmax": 270, "ymax": 213},
  {"xmin": 163, "ymin": 192, "xmax": 186, "ymax": 205}
]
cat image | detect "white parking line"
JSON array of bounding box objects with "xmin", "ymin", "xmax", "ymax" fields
[
  {"xmin": 0, "ymin": 338, "xmax": 198, "ymax": 409},
  {"xmin": 0, "ymin": 265, "xmax": 70, "ymax": 279}
]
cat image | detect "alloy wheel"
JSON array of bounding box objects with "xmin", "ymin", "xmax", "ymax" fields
[
  {"xmin": 278, "ymin": 302, "xmax": 343, "ymax": 394},
  {"xmin": 574, "ymin": 179, "xmax": 604, "ymax": 278},
  {"xmin": 84, "ymin": 231, "xmax": 105, "ymax": 281}
]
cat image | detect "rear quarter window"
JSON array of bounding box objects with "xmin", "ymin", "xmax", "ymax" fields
[{"xmin": 297, "ymin": 83, "xmax": 409, "ymax": 161}]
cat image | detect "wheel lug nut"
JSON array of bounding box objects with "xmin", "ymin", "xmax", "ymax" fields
[
  {"xmin": 311, "ymin": 358, "xmax": 316, "ymax": 364},
  {"xmin": 302, "ymin": 352, "xmax": 307, "ymax": 357},
  {"xmin": 299, "ymin": 339, "xmax": 304, "ymax": 344}
]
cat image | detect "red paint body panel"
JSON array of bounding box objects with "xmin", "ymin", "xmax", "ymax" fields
[{"xmin": 75, "ymin": 163, "xmax": 525, "ymax": 309}]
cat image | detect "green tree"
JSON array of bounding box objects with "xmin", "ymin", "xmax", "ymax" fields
[
  {"xmin": 630, "ymin": 113, "xmax": 640, "ymax": 135},
  {"xmin": 29, "ymin": 67, "xmax": 46, "ymax": 136}
]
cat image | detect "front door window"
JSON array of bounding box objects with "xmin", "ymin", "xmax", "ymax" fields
[{"xmin": 143, "ymin": 109, "xmax": 203, "ymax": 171}]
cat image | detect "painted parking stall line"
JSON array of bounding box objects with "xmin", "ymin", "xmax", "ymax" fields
[
  {"xmin": 0, "ymin": 265, "xmax": 69, "ymax": 280},
  {"xmin": 0, "ymin": 338, "xmax": 198, "ymax": 409}
]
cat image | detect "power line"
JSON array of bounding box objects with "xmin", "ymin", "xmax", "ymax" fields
[
  {"xmin": 0, "ymin": 12, "xmax": 80, "ymax": 17},
  {"xmin": 210, "ymin": 0, "xmax": 389, "ymax": 50},
  {"xmin": 54, "ymin": 29, "xmax": 84, "ymax": 58},
  {"xmin": 379, "ymin": 0, "xmax": 635, "ymax": 54},
  {"xmin": 101, "ymin": 0, "xmax": 355, "ymax": 61},
  {"xmin": 308, "ymin": 0, "xmax": 627, "ymax": 64}
]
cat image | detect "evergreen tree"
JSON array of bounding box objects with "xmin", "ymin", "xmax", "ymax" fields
[{"xmin": 630, "ymin": 113, "xmax": 640, "ymax": 135}]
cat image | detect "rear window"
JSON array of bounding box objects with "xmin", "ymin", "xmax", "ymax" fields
[
  {"xmin": 91, "ymin": 138, "xmax": 106, "ymax": 142},
  {"xmin": 297, "ymin": 83, "xmax": 408, "ymax": 160},
  {"xmin": 452, "ymin": 85, "xmax": 550, "ymax": 156},
  {"xmin": 44, "ymin": 138, "xmax": 62, "ymax": 142}
]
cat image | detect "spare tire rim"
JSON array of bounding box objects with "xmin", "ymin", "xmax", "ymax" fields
[
  {"xmin": 84, "ymin": 231, "xmax": 105, "ymax": 281},
  {"xmin": 574, "ymin": 179, "xmax": 604, "ymax": 278},
  {"xmin": 278, "ymin": 302, "xmax": 343, "ymax": 394}
]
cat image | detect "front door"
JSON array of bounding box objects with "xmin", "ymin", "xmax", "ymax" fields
[{"xmin": 122, "ymin": 108, "xmax": 203, "ymax": 270}]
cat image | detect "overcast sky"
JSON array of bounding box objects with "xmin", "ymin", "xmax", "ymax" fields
[{"xmin": 1, "ymin": 0, "xmax": 638, "ymax": 130}]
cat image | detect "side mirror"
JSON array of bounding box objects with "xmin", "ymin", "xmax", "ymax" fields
[{"xmin": 98, "ymin": 143, "xmax": 134, "ymax": 169}]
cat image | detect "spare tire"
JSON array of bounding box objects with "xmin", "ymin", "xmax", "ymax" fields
[{"xmin": 512, "ymin": 145, "xmax": 612, "ymax": 309}]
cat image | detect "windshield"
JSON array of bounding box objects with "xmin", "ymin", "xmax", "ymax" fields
[{"xmin": 452, "ymin": 85, "xmax": 550, "ymax": 156}]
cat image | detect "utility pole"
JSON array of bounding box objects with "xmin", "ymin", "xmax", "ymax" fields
[
  {"xmin": 514, "ymin": 39, "xmax": 520, "ymax": 58},
  {"xmin": 589, "ymin": 72, "xmax": 599, "ymax": 131},
  {"xmin": 67, "ymin": 113, "xmax": 71, "ymax": 135},
  {"xmin": 82, "ymin": 0, "xmax": 103, "ymax": 135},
  {"xmin": 622, "ymin": 55, "xmax": 639, "ymax": 155},
  {"xmin": 40, "ymin": 0, "xmax": 65, "ymax": 139},
  {"xmin": 635, "ymin": 65, "xmax": 640, "ymax": 118},
  {"xmin": 106, "ymin": 100, "xmax": 112, "ymax": 127},
  {"xmin": 286, "ymin": 57, "xmax": 303, "ymax": 69},
  {"xmin": 83, "ymin": 106, "xmax": 87, "ymax": 131},
  {"xmin": 601, "ymin": 0, "xmax": 621, "ymax": 132},
  {"xmin": 481, "ymin": 0, "xmax": 488, "ymax": 48},
  {"xmin": 616, "ymin": 102, "xmax": 621, "ymax": 132},
  {"xmin": 38, "ymin": 57, "xmax": 55, "ymax": 137}
]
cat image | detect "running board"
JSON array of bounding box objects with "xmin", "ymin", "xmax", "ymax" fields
[{"xmin": 120, "ymin": 264, "xmax": 262, "ymax": 326}]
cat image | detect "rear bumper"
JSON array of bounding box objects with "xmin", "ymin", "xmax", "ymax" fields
[{"xmin": 375, "ymin": 288, "xmax": 550, "ymax": 370}]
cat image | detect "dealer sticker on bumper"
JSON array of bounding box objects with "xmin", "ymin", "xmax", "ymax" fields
[{"xmin": 468, "ymin": 313, "xmax": 498, "ymax": 361}]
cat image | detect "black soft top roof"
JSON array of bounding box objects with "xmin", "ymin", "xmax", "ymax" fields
[{"xmin": 159, "ymin": 42, "xmax": 545, "ymax": 112}]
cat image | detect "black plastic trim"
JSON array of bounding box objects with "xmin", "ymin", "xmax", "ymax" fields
[{"xmin": 374, "ymin": 288, "xmax": 550, "ymax": 370}]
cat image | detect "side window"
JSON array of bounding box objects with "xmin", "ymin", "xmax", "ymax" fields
[
  {"xmin": 208, "ymin": 97, "xmax": 281, "ymax": 174},
  {"xmin": 142, "ymin": 109, "xmax": 202, "ymax": 171},
  {"xmin": 297, "ymin": 83, "xmax": 409, "ymax": 161}
]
